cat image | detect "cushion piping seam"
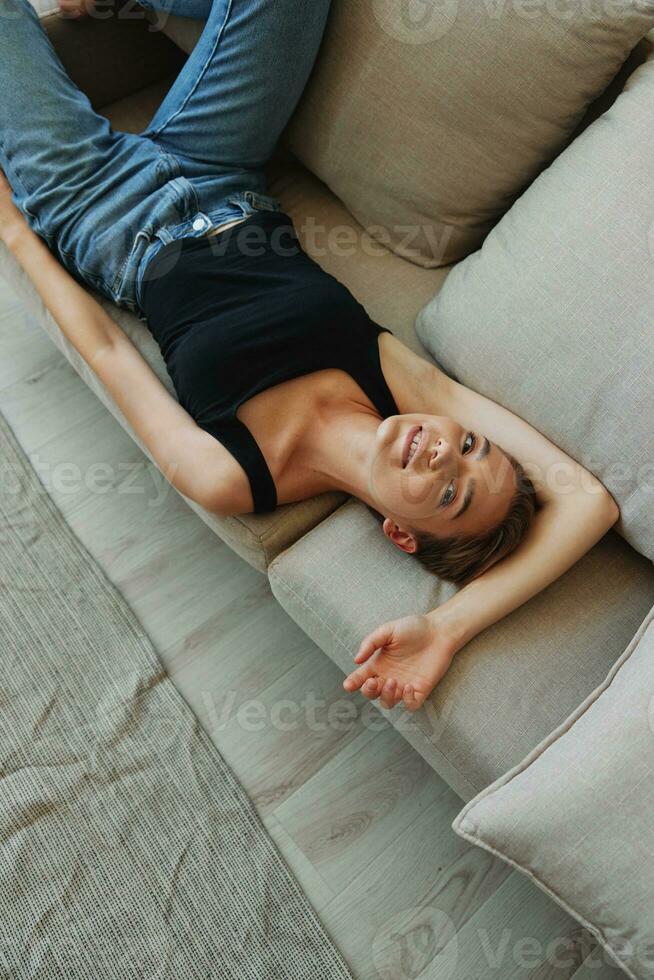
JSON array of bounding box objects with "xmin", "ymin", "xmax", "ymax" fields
[
  {"xmin": 455, "ymin": 601, "xmax": 654, "ymax": 810},
  {"xmin": 452, "ymin": 823, "xmax": 637, "ymax": 980}
]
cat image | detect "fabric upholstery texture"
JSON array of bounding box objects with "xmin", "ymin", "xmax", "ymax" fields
[
  {"xmin": 452, "ymin": 604, "xmax": 654, "ymax": 980},
  {"xmin": 40, "ymin": 6, "xmax": 184, "ymax": 109},
  {"xmin": 269, "ymin": 500, "xmax": 654, "ymax": 801},
  {"xmin": 417, "ymin": 44, "xmax": 654, "ymax": 562},
  {"xmin": 283, "ymin": 0, "xmax": 654, "ymax": 267}
]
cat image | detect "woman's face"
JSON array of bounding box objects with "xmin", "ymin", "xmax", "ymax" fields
[{"xmin": 368, "ymin": 414, "xmax": 517, "ymax": 543}]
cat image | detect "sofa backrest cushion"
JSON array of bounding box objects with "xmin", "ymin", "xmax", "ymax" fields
[
  {"xmin": 43, "ymin": 7, "xmax": 184, "ymax": 110},
  {"xmin": 285, "ymin": 0, "xmax": 654, "ymax": 268},
  {"xmin": 416, "ymin": 45, "xmax": 654, "ymax": 562},
  {"xmin": 452, "ymin": 603, "xmax": 654, "ymax": 980}
]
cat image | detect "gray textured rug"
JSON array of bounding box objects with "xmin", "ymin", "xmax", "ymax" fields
[{"xmin": 0, "ymin": 412, "xmax": 353, "ymax": 980}]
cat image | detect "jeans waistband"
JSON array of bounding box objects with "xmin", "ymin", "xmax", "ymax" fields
[{"xmin": 133, "ymin": 189, "xmax": 282, "ymax": 318}]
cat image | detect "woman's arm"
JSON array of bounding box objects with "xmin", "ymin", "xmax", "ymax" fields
[
  {"xmin": 426, "ymin": 369, "xmax": 619, "ymax": 648},
  {"xmin": 343, "ymin": 360, "xmax": 619, "ymax": 711},
  {"xmin": 0, "ymin": 176, "xmax": 236, "ymax": 514}
]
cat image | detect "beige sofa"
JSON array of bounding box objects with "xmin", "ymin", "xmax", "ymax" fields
[{"xmin": 3, "ymin": 4, "xmax": 654, "ymax": 816}]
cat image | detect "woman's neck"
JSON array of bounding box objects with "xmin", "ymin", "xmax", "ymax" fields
[{"xmin": 295, "ymin": 394, "xmax": 382, "ymax": 507}]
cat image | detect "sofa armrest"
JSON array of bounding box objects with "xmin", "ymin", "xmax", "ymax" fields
[{"xmin": 42, "ymin": 0, "xmax": 186, "ymax": 110}]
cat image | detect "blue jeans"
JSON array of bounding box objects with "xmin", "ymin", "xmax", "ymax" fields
[{"xmin": 0, "ymin": 0, "xmax": 331, "ymax": 317}]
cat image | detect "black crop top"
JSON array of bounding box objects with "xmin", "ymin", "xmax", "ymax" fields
[{"xmin": 139, "ymin": 209, "xmax": 399, "ymax": 513}]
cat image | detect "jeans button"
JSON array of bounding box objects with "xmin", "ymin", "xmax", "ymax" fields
[{"xmin": 192, "ymin": 217, "xmax": 206, "ymax": 232}]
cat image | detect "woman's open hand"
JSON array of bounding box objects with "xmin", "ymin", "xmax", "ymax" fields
[
  {"xmin": 0, "ymin": 169, "xmax": 28, "ymax": 244},
  {"xmin": 343, "ymin": 613, "xmax": 458, "ymax": 712}
]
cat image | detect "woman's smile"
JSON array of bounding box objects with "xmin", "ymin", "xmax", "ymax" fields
[{"xmin": 403, "ymin": 425, "xmax": 423, "ymax": 467}]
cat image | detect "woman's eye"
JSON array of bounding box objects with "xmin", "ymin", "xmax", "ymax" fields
[
  {"xmin": 463, "ymin": 432, "xmax": 475, "ymax": 454},
  {"xmin": 442, "ymin": 481, "xmax": 456, "ymax": 507}
]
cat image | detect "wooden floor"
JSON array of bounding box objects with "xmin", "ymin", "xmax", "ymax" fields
[{"xmin": 0, "ymin": 274, "xmax": 625, "ymax": 980}]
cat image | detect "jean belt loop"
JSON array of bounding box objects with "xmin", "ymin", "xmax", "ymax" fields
[{"xmin": 156, "ymin": 226, "xmax": 174, "ymax": 245}]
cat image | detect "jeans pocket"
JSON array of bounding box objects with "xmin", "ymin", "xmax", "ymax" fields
[{"xmin": 111, "ymin": 228, "xmax": 153, "ymax": 312}]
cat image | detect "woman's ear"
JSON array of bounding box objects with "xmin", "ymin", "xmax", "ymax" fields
[{"xmin": 382, "ymin": 518, "xmax": 418, "ymax": 554}]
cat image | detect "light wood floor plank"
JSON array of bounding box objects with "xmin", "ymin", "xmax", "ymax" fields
[
  {"xmin": 319, "ymin": 791, "xmax": 513, "ymax": 979},
  {"xmin": 1, "ymin": 354, "xmax": 105, "ymax": 450},
  {"xmin": 421, "ymin": 869, "xmax": 587, "ymax": 980},
  {"xmin": 273, "ymin": 722, "xmax": 451, "ymax": 892}
]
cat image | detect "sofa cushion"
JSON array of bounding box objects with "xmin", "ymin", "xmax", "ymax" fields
[
  {"xmin": 269, "ymin": 500, "xmax": 654, "ymax": 801},
  {"xmin": 41, "ymin": 5, "xmax": 184, "ymax": 110},
  {"xmin": 282, "ymin": 0, "xmax": 654, "ymax": 268},
  {"xmin": 145, "ymin": 5, "xmax": 654, "ymax": 269},
  {"xmin": 416, "ymin": 44, "xmax": 654, "ymax": 562},
  {"xmin": 452, "ymin": 603, "xmax": 654, "ymax": 980}
]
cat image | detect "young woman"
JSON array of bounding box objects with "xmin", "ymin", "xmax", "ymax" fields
[{"xmin": 0, "ymin": 0, "xmax": 619, "ymax": 713}]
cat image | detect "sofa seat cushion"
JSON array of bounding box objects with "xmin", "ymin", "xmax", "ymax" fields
[
  {"xmin": 417, "ymin": 43, "xmax": 654, "ymax": 563},
  {"xmin": 453, "ymin": 603, "xmax": 654, "ymax": 980},
  {"xmin": 140, "ymin": 4, "xmax": 204, "ymax": 53},
  {"xmin": 268, "ymin": 500, "xmax": 654, "ymax": 800}
]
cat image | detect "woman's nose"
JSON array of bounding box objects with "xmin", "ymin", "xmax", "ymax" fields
[{"xmin": 429, "ymin": 438, "xmax": 450, "ymax": 470}]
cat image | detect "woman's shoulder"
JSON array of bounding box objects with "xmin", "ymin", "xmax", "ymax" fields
[{"xmin": 179, "ymin": 425, "xmax": 256, "ymax": 517}]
